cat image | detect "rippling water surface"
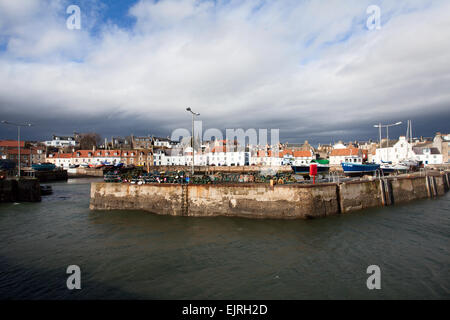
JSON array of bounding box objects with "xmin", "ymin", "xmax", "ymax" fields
[{"xmin": 0, "ymin": 178, "xmax": 449, "ymax": 299}]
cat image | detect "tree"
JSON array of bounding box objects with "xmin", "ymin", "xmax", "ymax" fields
[{"xmin": 79, "ymin": 133, "xmax": 101, "ymax": 150}]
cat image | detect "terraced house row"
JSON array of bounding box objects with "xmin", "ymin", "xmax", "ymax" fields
[{"xmin": 46, "ymin": 149, "xmax": 153, "ymax": 168}]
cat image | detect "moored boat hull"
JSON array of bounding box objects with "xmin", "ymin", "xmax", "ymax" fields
[
  {"xmin": 341, "ymin": 162, "xmax": 380, "ymax": 176},
  {"xmin": 291, "ymin": 164, "xmax": 330, "ymax": 175}
]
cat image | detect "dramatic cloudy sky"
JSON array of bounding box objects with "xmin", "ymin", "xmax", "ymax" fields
[{"xmin": 0, "ymin": 0, "xmax": 449, "ymax": 144}]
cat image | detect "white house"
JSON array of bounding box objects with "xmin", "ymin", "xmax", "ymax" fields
[
  {"xmin": 374, "ymin": 136, "xmax": 414, "ymax": 164},
  {"xmin": 46, "ymin": 153, "xmax": 73, "ymax": 168},
  {"xmin": 249, "ymin": 150, "xmax": 283, "ymax": 166},
  {"xmin": 329, "ymin": 148, "xmax": 362, "ymax": 165},
  {"xmin": 44, "ymin": 135, "xmax": 77, "ymax": 148},
  {"xmin": 92, "ymin": 150, "xmax": 121, "ymax": 165},
  {"xmin": 153, "ymin": 137, "xmax": 172, "ymax": 148},
  {"xmin": 292, "ymin": 150, "xmax": 315, "ymax": 165},
  {"xmin": 412, "ymin": 147, "xmax": 443, "ymax": 165},
  {"xmin": 206, "ymin": 146, "xmax": 249, "ymax": 166}
]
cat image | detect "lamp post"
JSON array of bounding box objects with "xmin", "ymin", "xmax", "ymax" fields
[
  {"xmin": 374, "ymin": 121, "xmax": 402, "ymax": 148},
  {"xmin": 1, "ymin": 120, "xmax": 33, "ymax": 178},
  {"xmin": 186, "ymin": 107, "xmax": 200, "ymax": 177}
]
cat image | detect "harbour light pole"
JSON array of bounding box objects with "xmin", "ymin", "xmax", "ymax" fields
[
  {"xmin": 186, "ymin": 107, "xmax": 200, "ymax": 177},
  {"xmin": 1, "ymin": 120, "xmax": 33, "ymax": 178},
  {"xmin": 374, "ymin": 121, "xmax": 402, "ymax": 148}
]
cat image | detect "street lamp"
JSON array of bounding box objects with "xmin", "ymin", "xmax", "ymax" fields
[
  {"xmin": 186, "ymin": 107, "xmax": 200, "ymax": 177},
  {"xmin": 374, "ymin": 121, "xmax": 402, "ymax": 148},
  {"xmin": 1, "ymin": 120, "xmax": 33, "ymax": 178}
]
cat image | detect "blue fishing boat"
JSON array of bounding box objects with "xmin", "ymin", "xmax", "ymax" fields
[{"xmin": 341, "ymin": 162, "xmax": 380, "ymax": 176}]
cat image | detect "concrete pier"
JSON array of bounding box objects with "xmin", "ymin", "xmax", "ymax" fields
[{"xmin": 90, "ymin": 172, "xmax": 450, "ymax": 219}]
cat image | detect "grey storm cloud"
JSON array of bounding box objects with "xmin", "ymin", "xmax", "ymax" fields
[{"xmin": 0, "ymin": 0, "xmax": 449, "ymax": 144}]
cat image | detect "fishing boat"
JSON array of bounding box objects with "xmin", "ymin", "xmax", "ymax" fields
[
  {"xmin": 393, "ymin": 163, "xmax": 409, "ymax": 171},
  {"xmin": 341, "ymin": 162, "xmax": 380, "ymax": 176},
  {"xmin": 399, "ymin": 160, "xmax": 420, "ymax": 170},
  {"xmin": 291, "ymin": 159, "xmax": 330, "ymax": 175},
  {"xmin": 32, "ymin": 163, "xmax": 56, "ymax": 171},
  {"xmin": 379, "ymin": 160, "xmax": 409, "ymax": 174}
]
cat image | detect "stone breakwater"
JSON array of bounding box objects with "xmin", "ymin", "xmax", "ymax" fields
[
  {"xmin": 0, "ymin": 178, "xmax": 41, "ymax": 202},
  {"xmin": 89, "ymin": 172, "xmax": 450, "ymax": 219}
]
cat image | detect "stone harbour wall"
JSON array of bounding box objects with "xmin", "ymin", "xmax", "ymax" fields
[
  {"xmin": 0, "ymin": 178, "xmax": 41, "ymax": 203},
  {"xmin": 186, "ymin": 183, "xmax": 339, "ymax": 219},
  {"xmin": 90, "ymin": 172, "xmax": 450, "ymax": 219},
  {"xmin": 337, "ymin": 180, "xmax": 383, "ymax": 213}
]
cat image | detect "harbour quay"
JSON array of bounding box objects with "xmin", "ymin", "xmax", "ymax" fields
[
  {"xmin": 0, "ymin": 177, "xmax": 41, "ymax": 203},
  {"xmin": 90, "ymin": 171, "xmax": 450, "ymax": 219},
  {"xmin": 23, "ymin": 168, "xmax": 68, "ymax": 182}
]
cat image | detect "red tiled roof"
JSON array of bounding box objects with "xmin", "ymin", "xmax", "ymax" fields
[
  {"xmin": 73, "ymin": 150, "xmax": 93, "ymax": 158},
  {"xmin": 7, "ymin": 149, "xmax": 31, "ymax": 155},
  {"xmin": 0, "ymin": 140, "xmax": 25, "ymax": 148},
  {"xmin": 49, "ymin": 153, "xmax": 73, "ymax": 158},
  {"xmin": 257, "ymin": 150, "xmax": 266, "ymax": 157},
  {"xmin": 281, "ymin": 149, "xmax": 293, "ymax": 156},
  {"xmin": 211, "ymin": 147, "xmax": 226, "ymax": 153},
  {"xmin": 330, "ymin": 148, "xmax": 361, "ymax": 157},
  {"xmin": 293, "ymin": 150, "xmax": 312, "ymax": 157},
  {"xmin": 267, "ymin": 150, "xmax": 282, "ymax": 157},
  {"xmin": 92, "ymin": 150, "xmax": 122, "ymax": 157}
]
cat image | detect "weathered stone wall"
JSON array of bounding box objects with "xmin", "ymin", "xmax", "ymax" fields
[
  {"xmin": 90, "ymin": 183, "xmax": 183, "ymax": 215},
  {"xmin": 435, "ymin": 175, "xmax": 445, "ymax": 196},
  {"xmin": 90, "ymin": 182, "xmax": 339, "ymax": 219},
  {"xmin": 187, "ymin": 184, "xmax": 339, "ymax": 219},
  {"xmin": 390, "ymin": 176, "xmax": 429, "ymax": 204},
  {"xmin": 0, "ymin": 179, "xmax": 16, "ymax": 202},
  {"xmin": 0, "ymin": 178, "xmax": 41, "ymax": 203},
  {"xmin": 338, "ymin": 180, "xmax": 382, "ymax": 213},
  {"xmin": 68, "ymin": 168, "xmax": 104, "ymax": 177},
  {"xmin": 90, "ymin": 172, "xmax": 450, "ymax": 219}
]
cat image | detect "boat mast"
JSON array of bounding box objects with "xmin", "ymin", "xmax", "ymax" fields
[
  {"xmin": 409, "ymin": 120, "xmax": 413, "ymax": 143},
  {"xmin": 406, "ymin": 120, "xmax": 409, "ymax": 142}
]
